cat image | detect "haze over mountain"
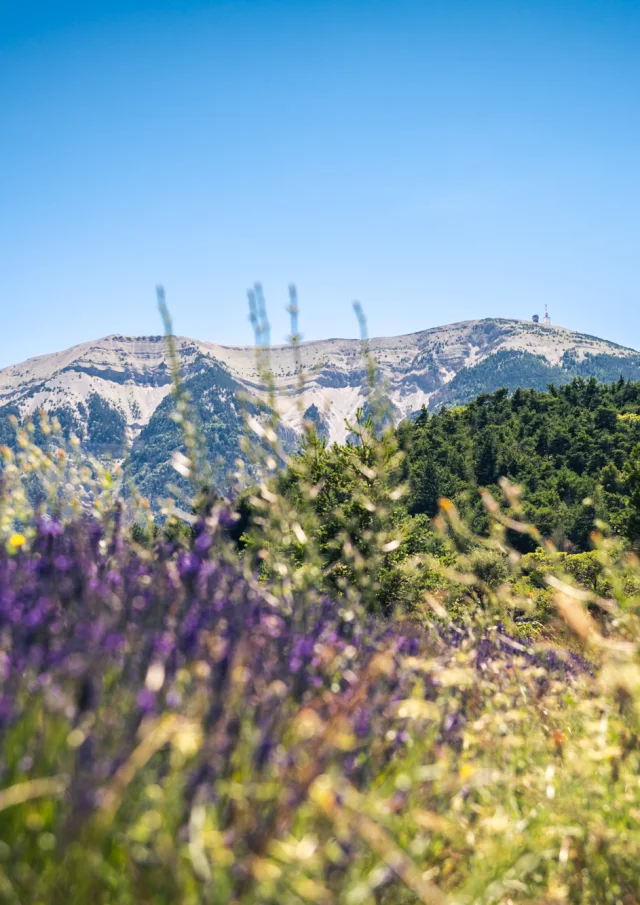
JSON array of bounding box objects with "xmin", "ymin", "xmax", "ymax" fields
[{"xmin": 2, "ymin": 317, "xmax": 640, "ymax": 501}]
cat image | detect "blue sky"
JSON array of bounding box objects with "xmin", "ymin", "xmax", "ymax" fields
[{"xmin": 1, "ymin": 0, "xmax": 639, "ymax": 368}]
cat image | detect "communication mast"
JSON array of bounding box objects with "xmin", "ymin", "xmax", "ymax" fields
[{"xmin": 543, "ymin": 304, "xmax": 551, "ymax": 326}]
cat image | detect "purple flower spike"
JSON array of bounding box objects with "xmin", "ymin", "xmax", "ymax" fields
[{"xmin": 136, "ymin": 690, "xmax": 156, "ymax": 713}]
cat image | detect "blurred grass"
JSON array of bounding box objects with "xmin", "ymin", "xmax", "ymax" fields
[{"xmin": 0, "ymin": 291, "xmax": 640, "ymax": 904}]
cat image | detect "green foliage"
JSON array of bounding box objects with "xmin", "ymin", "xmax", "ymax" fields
[
  {"xmin": 0, "ymin": 395, "xmax": 123, "ymax": 455},
  {"xmin": 0, "ymin": 405, "xmax": 21, "ymax": 450},
  {"xmin": 86, "ymin": 392, "xmax": 127, "ymax": 450},
  {"xmin": 433, "ymin": 347, "xmax": 640, "ymax": 410},
  {"xmin": 624, "ymin": 443, "xmax": 640, "ymax": 546},
  {"xmin": 435, "ymin": 349, "xmax": 570, "ymax": 408},
  {"xmin": 242, "ymin": 412, "xmax": 420, "ymax": 615},
  {"xmin": 401, "ymin": 377, "xmax": 640, "ymax": 550},
  {"xmin": 467, "ymin": 547, "xmax": 509, "ymax": 588},
  {"xmin": 234, "ymin": 377, "xmax": 640, "ymax": 622},
  {"xmin": 126, "ymin": 358, "xmax": 250, "ymax": 505}
]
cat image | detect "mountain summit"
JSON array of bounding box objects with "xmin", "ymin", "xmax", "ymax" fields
[
  {"xmin": 2, "ymin": 318, "xmax": 640, "ymax": 440},
  {"xmin": 2, "ymin": 318, "xmax": 640, "ymax": 498}
]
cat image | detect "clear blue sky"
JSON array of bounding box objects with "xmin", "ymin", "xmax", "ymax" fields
[{"xmin": 1, "ymin": 0, "xmax": 639, "ymax": 368}]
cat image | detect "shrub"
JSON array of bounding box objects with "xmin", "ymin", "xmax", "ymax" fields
[{"xmin": 467, "ymin": 548, "xmax": 509, "ymax": 588}]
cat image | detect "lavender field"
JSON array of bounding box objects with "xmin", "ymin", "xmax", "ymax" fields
[{"xmin": 1, "ymin": 350, "xmax": 640, "ymax": 905}]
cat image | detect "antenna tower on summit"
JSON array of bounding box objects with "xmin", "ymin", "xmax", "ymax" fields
[{"xmin": 543, "ymin": 305, "xmax": 551, "ymax": 326}]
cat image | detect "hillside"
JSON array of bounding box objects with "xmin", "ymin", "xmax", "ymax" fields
[{"xmin": 2, "ymin": 318, "xmax": 640, "ymax": 497}]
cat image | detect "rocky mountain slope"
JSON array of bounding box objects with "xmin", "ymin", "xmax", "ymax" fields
[{"xmin": 2, "ymin": 318, "xmax": 640, "ymax": 497}]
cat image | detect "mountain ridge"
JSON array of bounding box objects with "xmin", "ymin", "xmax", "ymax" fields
[
  {"xmin": 3, "ymin": 317, "xmax": 640, "ymax": 501},
  {"xmin": 3, "ymin": 317, "xmax": 640, "ymax": 446}
]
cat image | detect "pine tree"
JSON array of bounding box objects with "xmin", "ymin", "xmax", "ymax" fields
[{"xmin": 625, "ymin": 444, "xmax": 640, "ymax": 546}]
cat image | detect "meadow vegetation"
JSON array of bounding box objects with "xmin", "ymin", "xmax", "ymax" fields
[{"xmin": 1, "ymin": 294, "xmax": 640, "ymax": 904}]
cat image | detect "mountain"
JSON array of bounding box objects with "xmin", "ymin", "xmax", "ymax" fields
[{"xmin": 2, "ymin": 318, "xmax": 640, "ymax": 498}]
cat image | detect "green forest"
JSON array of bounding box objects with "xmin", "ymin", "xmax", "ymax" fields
[
  {"xmin": 234, "ymin": 376, "xmax": 640, "ymax": 621},
  {"xmin": 401, "ymin": 376, "xmax": 640, "ymax": 549}
]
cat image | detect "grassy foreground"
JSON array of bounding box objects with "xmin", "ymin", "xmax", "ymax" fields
[{"xmin": 1, "ymin": 307, "xmax": 640, "ymax": 904}]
